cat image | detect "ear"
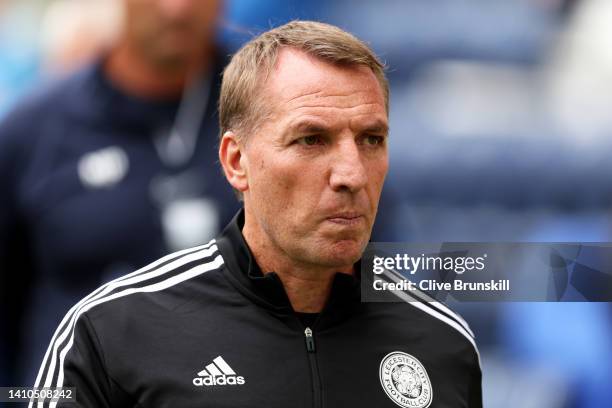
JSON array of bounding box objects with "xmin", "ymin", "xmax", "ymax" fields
[{"xmin": 219, "ymin": 131, "xmax": 248, "ymax": 193}]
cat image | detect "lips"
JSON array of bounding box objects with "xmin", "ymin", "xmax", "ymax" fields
[{"xmin": 326, "ymin": 213, "xmax": 364, "ymax": 225}]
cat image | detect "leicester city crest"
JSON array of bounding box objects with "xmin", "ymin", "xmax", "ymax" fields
[{"xmin": 379, "ymin": 351, "xmax": 433, "ymax": 408}]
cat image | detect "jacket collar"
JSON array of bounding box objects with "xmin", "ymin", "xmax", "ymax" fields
[{"xmin": 216, "ymin": 209, "xmax": 362, "ymax": 316}]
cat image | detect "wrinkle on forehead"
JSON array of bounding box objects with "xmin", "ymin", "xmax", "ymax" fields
[
  {"xmin": 278, "ymin": 86, "xmax": 386, "ymax": 127},
  {"xmin": 293, "ymin": 103, "xmax": 384, "ymax": 112},
  {"xmin": 286, "ymin": 89, "xmax": 373, "ymax": 103},
  {"xmin": 286, "ymin": 91, "xmax": 383, "ymax": 111}
]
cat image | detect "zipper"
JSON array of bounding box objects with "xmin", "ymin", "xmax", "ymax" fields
[
  {"xmin": 304, "ymin": 327, "xmax": 315, "ymax": 352},
  {"xmin": 304, "ymin": 327, "xmax": 322, "ymax": 408}
]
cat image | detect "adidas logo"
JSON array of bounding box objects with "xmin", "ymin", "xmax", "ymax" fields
[{"xmin": 193, "ymin": 356, "xmax": 246, "ymax": 387}]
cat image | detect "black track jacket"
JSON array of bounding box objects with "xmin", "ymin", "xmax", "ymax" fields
[{"xmin": 33, "ymin": 210, "xmax": 482, "ymax": 408}]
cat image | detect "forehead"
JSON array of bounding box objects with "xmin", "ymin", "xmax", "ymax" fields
[{"xmin": 261, "ymin": 48, "xmax": 387, "ymax": 127}]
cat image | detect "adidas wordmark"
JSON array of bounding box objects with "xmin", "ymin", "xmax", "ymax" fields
[{"xmin": 193, "ymin": 356, "xmax": 246, "ymax": 387}]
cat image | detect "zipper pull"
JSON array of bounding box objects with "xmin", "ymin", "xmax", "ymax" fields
[{"xmin": 304, "ymin": 327, "xmax": 316, "ymax": 352}]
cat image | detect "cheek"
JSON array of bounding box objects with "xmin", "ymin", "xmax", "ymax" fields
[
  {"xmin": 368, "ymin": 158, "xmax": 389, "ymax": 191},
  {"xmin": 377, "ymin": 163, "xmax": 389, "ymax": 187},
  {"xmin": 249, "ymin": 156, "xmax": 293, "ymax": 202},
  {"xmin": 246, "ymin": 146, "xmax": 324, "ymax": 212},
  {"xmin": 260, "ymin": 159, "xmax": 316, "ymax": 217},
  {"xmin": 271, "ymin": 162, "xmax": 298, "ymax": 200}
]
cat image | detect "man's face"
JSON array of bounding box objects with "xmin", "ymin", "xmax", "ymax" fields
[
  {"xmin": 123, "ymin": 0, "xmax": 221, "ymax": 70},
  {"xmin": 241, "ymin": 48, "xmax": 388, "ymax": 269}
]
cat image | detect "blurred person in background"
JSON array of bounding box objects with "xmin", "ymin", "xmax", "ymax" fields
[
  {"xmin": 38, "ymin": 0, "xmax": 122, "ymax": 76},
  {"xmin": 0, "ymin": 0, "xmax": 238, "ymax": 388},
  {"xmin": 0, "ymin": 0, "xmax": 42, "ymax": 119}
]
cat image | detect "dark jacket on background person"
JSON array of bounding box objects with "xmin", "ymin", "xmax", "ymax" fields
[{"xmin": 0, "ymin": 54, "xmax": 239, "ymax": 386}]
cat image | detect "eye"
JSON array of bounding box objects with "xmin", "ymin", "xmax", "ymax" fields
[
  {"xmin": 364, "ymin": 135, "xmax": 385, "ymax": 146},
  {"xmin": 297, "ymin": 135, "xmax": 323, "ymax": 146}
]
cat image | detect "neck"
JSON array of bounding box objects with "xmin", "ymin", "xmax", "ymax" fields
[
  {"xmin": 104, "ymin": 40, "xmax": 208, "ymax": 99},
  {"xmin": 267, "ymin": 260, "xmax": 340, "ymax": 314},
  {"xmin": 242, "ymin": 212, "xmax": 353, "ymax": 313}
]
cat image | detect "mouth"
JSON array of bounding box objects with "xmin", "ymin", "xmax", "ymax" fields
[{"xmin": 326, "ymin": 213, "xmax": 365, "ymax": 226}]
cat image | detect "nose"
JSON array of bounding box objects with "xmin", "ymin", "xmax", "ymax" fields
[{"xmin": 329, "ymin": 139, "xmax": 368, "ymax": 193}]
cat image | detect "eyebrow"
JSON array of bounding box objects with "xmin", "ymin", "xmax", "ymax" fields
[
  {"xmin": 361, "ymin": 121, "xmax": 389, "ymax": 135},
  {"xmin": 292, "ymin": 120, "xmax": 329, "ymax": 134},
  {"xmin": 290, "ymin": 120, "xmax": 389, "ymax": 135}
]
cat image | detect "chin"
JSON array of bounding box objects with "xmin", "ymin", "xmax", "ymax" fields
[{"xmin": 320, "ymin": 240, "xmax": 366, "ymax": 267}]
